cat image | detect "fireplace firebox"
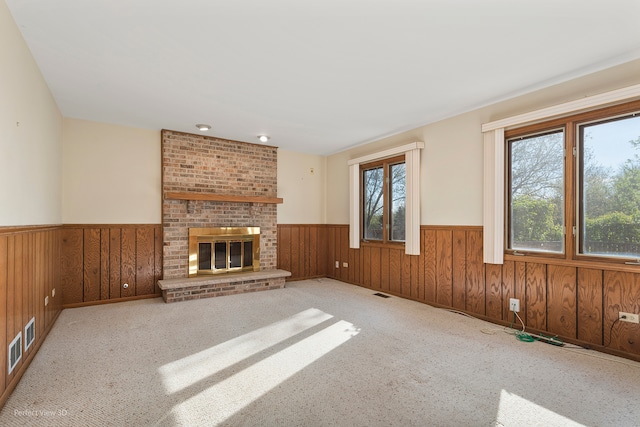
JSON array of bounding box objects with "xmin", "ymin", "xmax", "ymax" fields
[{"xmin": 189, "ymin": 227, "xmax": 260, "ymax": 277}]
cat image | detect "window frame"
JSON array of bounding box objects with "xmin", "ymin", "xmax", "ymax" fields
[
  {"xmin": 504, "ymin": 99, "xmax": 640, "ymax": 265},
  {"xmin": 576, "ymin": 109, "xmax": 640, "ymax": 263},
  {"xmin": 360, "ymin": 154, "xmax": 406, "ymax": 246},
  {"xmin": 505, "ymin": 127, "xmax": 567, "ymax": 259}
]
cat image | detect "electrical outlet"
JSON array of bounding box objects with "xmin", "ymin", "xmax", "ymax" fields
[
  {"xmin": 619, "ymin": 312, "xmax": 640, "ymax": 324},
  {"xmin": 52, "ymin": 288, "xmax": 56, "ymax": 297},
  {"xmin": 335, "ymin": 261, "xmax": 339, "ymax": 268},
  {"xmin": 343, "ymin": 262, "xmax": 348, "ymax": 268},
  {"xmin": 44, "ymin": 296, "xmax": 49, "ymax": 306},
  {"xmin": 509, "ymin": 298, "xmax": 520, "ymax": 313}
]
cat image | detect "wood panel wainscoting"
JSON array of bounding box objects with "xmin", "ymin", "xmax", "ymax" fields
[
  {"xmin": 61, "ymin": 224, "xmax": 162, "ymax": 307},
  {"xmin": 277, "ymin": 224, "xmax": 328, "ymax": 280},
  {"xmin": 0, "ymin": 225, "xmax": 63, "ymax": 408},
  {"xmin": 279, "ymin": 224, "xmax": 640, "ymax": 361}
]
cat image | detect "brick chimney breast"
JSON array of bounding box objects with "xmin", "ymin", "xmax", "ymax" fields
[{"xmin": 161, "ymin": 130, "xmax": 278, "ymax": 279}]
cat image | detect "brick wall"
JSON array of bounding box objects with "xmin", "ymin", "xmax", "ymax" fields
[{"xmin": 162, "ymin": 130, "xmax": 278, "ymax": 279}]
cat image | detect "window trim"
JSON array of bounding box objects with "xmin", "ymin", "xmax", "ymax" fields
[
  {"xmin": 348, "ymin": 142, "xmax": 424, "ymax": 255},
  {"xmin": 482, "ymin": 83, "xmax": 640, "ymax": 265},
  {"xmin": 360, "ymin": 155, "xmax": 406, "ymax": 245},
  {"xmin": 500, "ymin": 99, "xmax": 640, "ymax": 265},
  {"xmin": 482, "ymin": 83, "xmax": 640, "ymax": 133}
]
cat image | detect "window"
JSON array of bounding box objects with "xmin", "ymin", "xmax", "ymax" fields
[
  {"xmin": 348, "ymin": 142, "xmax": 423, "ymax": 255},
  {"xmin": 579, "ymin": 112, "xmax": 640, "ymax": 259},
  {"xmin": 505, "ymin": 100, "xmax": 640, "ymax": 262},
  {"xmin": 507, "ymin": 129, "xmax": 565, "ymax": 254},
  {"xmin": 361, "ymin": 155, "xmax": 406, "ymax": 243}
]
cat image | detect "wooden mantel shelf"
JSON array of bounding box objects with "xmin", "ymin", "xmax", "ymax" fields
[{"xmin": 165, "ymin": 191, "xmax": 283, "ymax": 204}]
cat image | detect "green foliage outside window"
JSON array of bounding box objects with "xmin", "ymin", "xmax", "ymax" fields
[{"xmin": 508, "ymin": 115, "xmax": 640, "ymax": 258}]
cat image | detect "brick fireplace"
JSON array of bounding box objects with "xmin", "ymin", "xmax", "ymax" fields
[{"xmin": 159, "ymin": 130, "xmax": 289, "ymax": 302}]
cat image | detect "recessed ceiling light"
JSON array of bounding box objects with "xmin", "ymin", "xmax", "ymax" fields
[
  {"xmin": 196, "ymin": 124, "xmax": 211, "ymax": 131},
  {"xmin": 258, "ymin": 135, "xmax": 270, "ymax": 143}
]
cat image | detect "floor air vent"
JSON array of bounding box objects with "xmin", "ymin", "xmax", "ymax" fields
[
  {"xmin": 373, "ymin": 293, "xmax": 391, "ymax": 298},
  {"xmin": 8, "ymin": 332, "xmax": 22, "ymax": 375}
]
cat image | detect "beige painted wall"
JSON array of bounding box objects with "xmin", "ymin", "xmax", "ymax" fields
[
  {"xmin": 6, "ymin": 0, "xmax": 639, "ymax": 230},
  {"xmin": 62, "ymin": 118, "xmax": 161, "ymax": 224},
  {"xmin": 326, "ymin": 59, "xmax": 640, "ymax": 225},
  {"xmin": 62, "ymin": 122, "xmax": 321, "ymax": 225},
  {"xmin": 0, "ymin": 1, "xmax": 62, "ymax": 226},
  {"xmin": 277, "ymin": 149, "xmax": 325, "ymax": 224}
]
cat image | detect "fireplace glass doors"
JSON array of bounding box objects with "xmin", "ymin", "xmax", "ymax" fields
[{"xmin": 189, "ymin": 227, "xmax": 260, "ymax": 277}]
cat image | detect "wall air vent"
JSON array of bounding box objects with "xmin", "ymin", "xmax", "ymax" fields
[
  {"xmin": 8, "ymin": 332, "xmax": 22, "ymax": 375},
  {"xmin": 24, "ymin": 317, "xmax": 35, "ymax": 352}
]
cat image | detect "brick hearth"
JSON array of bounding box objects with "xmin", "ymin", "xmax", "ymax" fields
[{"xmin": 157, "ymin": 269, "xmax": 291, "ymax": 303}]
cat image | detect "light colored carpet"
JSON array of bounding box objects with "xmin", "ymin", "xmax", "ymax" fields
[{"xmin": 1, "ymin": 278, "xmax": 639, "ymax": 426}]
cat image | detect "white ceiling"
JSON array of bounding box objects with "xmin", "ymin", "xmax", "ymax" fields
[{"xmin": 6, "ymin": 0, "xmax": 640, "ymax": 155}]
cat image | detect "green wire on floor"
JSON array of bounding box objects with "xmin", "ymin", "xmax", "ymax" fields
[
  {"xmin": 508, "ymin": 312, "xmax": 565, "ymax": 345},
  {"xmin": 515, "ymin": 330, "xmax": 537, "ymax": 342},
  {"xmin": 509, "ymin": 312, "xmax": 536, "ymax": 342}
]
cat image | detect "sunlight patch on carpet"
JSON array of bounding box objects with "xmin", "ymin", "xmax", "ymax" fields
[
  {"xmin": 159, "ymin": 308, "xmax": 334, "ymax": 393},
  {"xmin": 495, "ymin": 389, "xmax": 585, "ymax": 426},
  {"xmin": 169, "ymin": 319, "xmax": 360, "ymax": 425}
]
